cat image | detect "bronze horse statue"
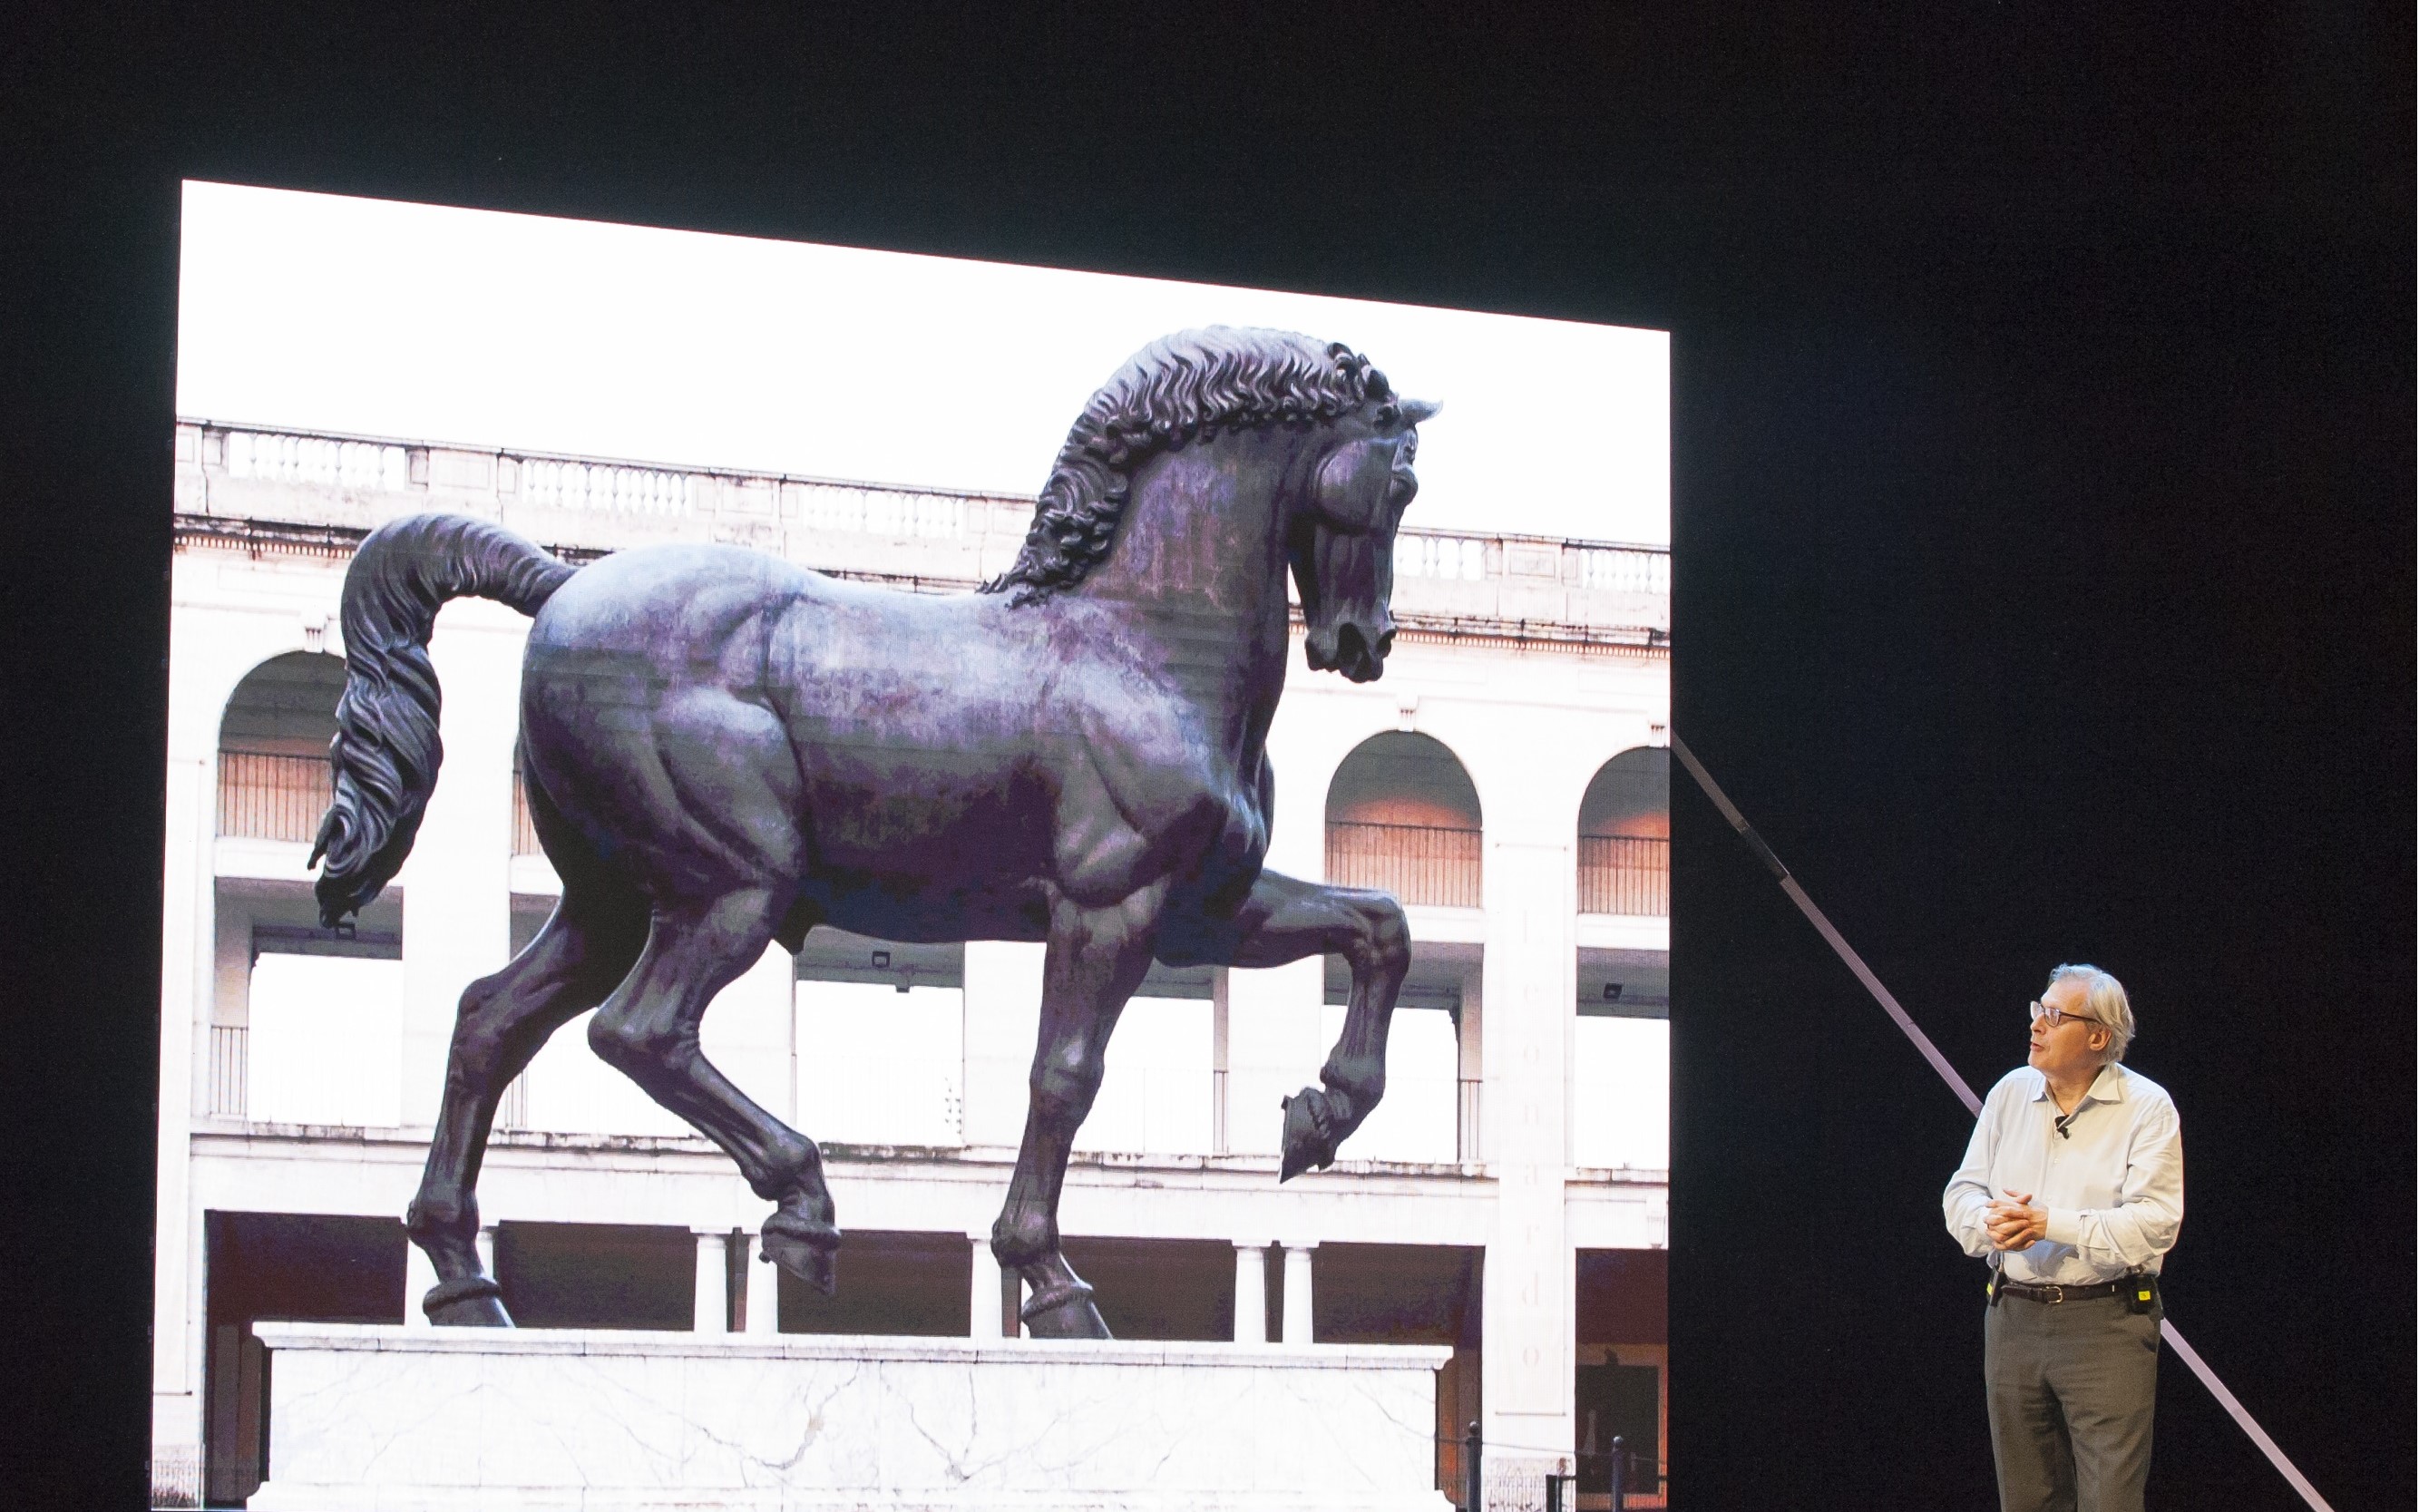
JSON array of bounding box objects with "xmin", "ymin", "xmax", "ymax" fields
[{"xmin": 311, "ymin": 327, "xmax": 1437, "ymax": 1337}]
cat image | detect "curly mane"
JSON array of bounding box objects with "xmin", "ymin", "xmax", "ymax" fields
[{"xmin": 980, "ymin": 327, "xmax": 1400, "ymax": 605}]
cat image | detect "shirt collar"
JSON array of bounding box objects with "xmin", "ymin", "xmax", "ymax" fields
[
  {"xmin": 2029, "ymin": 1063, "xmax": 2126, "ymax": 1105},
  {"xmin": 2086, "ymin": 1063, "xmax": 2128, "ymax": 1103}
]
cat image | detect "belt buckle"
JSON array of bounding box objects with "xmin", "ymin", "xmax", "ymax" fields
[{"xmin": 2039, "ymin": 1283, "xmax": 2065, "ymax": 1304}]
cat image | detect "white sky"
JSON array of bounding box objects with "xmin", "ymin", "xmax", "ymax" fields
[{"xmin": 177, "ymin": 181, "xmax": 1668, "ymax": 545}]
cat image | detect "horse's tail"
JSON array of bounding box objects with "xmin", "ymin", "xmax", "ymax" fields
[{"xmin": 312, "ymin": 513, "xmax": 580, "ymax": 925}]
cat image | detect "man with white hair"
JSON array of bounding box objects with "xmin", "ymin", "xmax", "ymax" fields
[{"xmin": 1944, "ymin": 964, "xmax": 2184, "ymax": 1512}]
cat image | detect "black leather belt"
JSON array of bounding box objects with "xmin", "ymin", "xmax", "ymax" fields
[{"xmin": 1995, "ymin": 1273, "xmax": 2146, "ymax": 1304}]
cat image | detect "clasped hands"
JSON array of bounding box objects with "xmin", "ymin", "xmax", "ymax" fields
[{"xmin": 1985, "ymin": 1188, "xmax": 2049, "ymax": 1251}]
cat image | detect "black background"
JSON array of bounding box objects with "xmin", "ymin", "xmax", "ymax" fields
[{"xmin": 5, "ymin": 5, "xmax": 2409, "ymax": 1508}]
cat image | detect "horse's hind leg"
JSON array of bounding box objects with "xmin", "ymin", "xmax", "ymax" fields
[
  {"xmin": 586, "ymin": 887, "xmax": 843, "ymax": 1293},
  {"xmin": 992, "ymin": 884, "xmax": 1166, "ymax": 1340},
  {"xmin": 407, "ymin": 883, "xmax": 649, "ymax": 1324}
]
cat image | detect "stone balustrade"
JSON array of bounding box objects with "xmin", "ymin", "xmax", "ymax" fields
[{"xmin": 174, "ymin": 421, "xmax": 1668, "ymax": 648}]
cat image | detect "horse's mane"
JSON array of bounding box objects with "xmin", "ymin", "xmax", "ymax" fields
[{"xmin": 981, "ymin": 327, "xmax": 1399, "ymax": 605}]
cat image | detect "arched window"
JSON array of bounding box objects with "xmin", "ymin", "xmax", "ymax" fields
[
  {"xmin": 1576, "ymin": 747, "xmax": 1669, "ymax": 916},
  {"xmin": 217, "ymin": 652, "xmax": 346, "ymax": 842},
  {"xmin": 1324, "ymin": 733, "xmax": 1484, "ymax": 908}
]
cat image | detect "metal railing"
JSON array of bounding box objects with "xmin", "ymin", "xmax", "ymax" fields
[
  {"xmin": 207, "ymin": 1024, "xmax": 248, "ymax": 1118},
  {"xmin": 217, "ymin": 750, "xmax": 332, "ymax": 843},
  {"xmin": 1324, "ymin": 821, "xmax": 1483, "ymax": 908},
  {"xmin": 1576, "ymin": 835, "xmax": 1668, "ymax": 916},
  {"xmin": 151, "ymin": 1443, "xmax": 202, "ymax": 1509},
  {"xmin": 1553, "ymin": 1438, "xmax": 1664, "ymax": 1510}
]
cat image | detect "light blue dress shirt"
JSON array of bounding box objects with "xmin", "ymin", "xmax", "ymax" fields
[{"xmin": 1944, "ymin": 1062, "xmax": 2184, "ymax": 1284}]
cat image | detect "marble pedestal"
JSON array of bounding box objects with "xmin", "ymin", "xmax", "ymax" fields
[{"xmin": 249, "ymin": 1324, "xmax": 1454, "ymax": 1511}]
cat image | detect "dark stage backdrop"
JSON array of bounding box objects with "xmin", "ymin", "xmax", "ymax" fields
[{"xmin": 6, "ymin": 7, "xmax": 2409, "ymax": 1509}]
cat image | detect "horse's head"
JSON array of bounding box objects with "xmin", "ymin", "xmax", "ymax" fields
[
  {"xmin": 982, "ymin": 327, "xmax": 1439, "ymax": 670},
  {"xmin": 1293, "ymin": 395, "xmax": 1439, "ymax": 683}
]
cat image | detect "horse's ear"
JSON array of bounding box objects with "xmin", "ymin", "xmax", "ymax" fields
[{"xmin": 1397, "ymin": 397, "xmax": 1441, "ymax": 426}]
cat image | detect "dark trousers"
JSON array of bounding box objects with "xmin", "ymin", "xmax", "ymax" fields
[{"xmin": 1983, "ymin": 1291, "xmax": 2160, "ymax": 1512}]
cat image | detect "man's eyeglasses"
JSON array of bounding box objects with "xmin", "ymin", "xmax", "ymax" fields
[{"xmin": 2028, "ymin": 1000, "xmax": 2101, "ymax": 1029}]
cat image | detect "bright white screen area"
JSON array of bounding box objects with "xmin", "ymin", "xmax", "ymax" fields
[
  {"xmin": 1572, "ymin": 1017, "xmax": 1671, "ymax": 1171},
  {"xmin": 176, "ymin": 181, "xmax": 1668, "ymax": 545},
  {"xmin": 246, "ymin": 953, "xmax": 405, "ymax": 1127},
  {"xmin": 187, "ymin": 181, "xmax": 1668, "ymax": 1177}
]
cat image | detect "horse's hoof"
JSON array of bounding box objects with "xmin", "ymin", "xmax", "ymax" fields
[
  {"xmin": 424, "ymin": 1275, "xmax": 513, "ymax": 1327},
  {"xmin": 761, "ymin": 1221, "xmax": 841, "ymax": 1295},
  {"xmin": 1021, "ymin": 1280, "xmax": 1112, "ymax": 1340},
  {"xmin": 1279, "ymin": 1088, "xmax": 1340, "ymax": 1182}
]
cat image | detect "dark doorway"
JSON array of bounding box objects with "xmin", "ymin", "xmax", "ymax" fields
[
  {"xmin": 1055, "ymin": 1236, "xmax": 1234, "ymax": 1341},
  {"xmin": 1575, "ymin": 1362, "xmax": 1663, "ymax": 1499},
  {"xmin": 1576, "ymin": 1247, "xmax": 1666, "ymax": 1504},
  {"xmin": 493, "ymin": 1222, "xmax": 694, "ymax": 1330},
  {"xmin": 779, "ymin": 1229, "xmax": 973, "ymax": 1337}
]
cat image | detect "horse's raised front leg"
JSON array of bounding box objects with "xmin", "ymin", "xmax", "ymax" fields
[
  {"xmin": 406, "ymin": 883, "xmax": 649, "ymax": 1324},
  {"xmin": 1215, "ymin": 868, "xmax": 1411, "ymax": 1180},
  {"xmin": 586, "ymin": 887, "xmax": 844, "ymax": 1293},
  {"xmin": 992, "ymin": 883, "xmax": 1166, "ymax": 1340}
]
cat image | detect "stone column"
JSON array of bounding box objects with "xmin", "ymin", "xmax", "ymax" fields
[
  {"xmin": 1233, "ymin": 1243, "xmax": 1268, "ymax": 1342},
  {"xmin": 1478, "ymin": 834, "xmax": 1579, "ymax": 1493},
  {"xmin": 475, "ymin": 1224, "xmax": 498, "ymax": 1282},
  {"xmin": 153, "ymin": 732, "xmax": 212, "ymax": 1449},
  {"xmin": 969, "ymin": 1233, "xmax": 1004, "ymax": 1340},
  {"xmin": 404, "ymin": 1243, "xmax": 437, "ymax": 1329},
  {"xmin": 693, "ymin": 1229, "xmax": 730, "ymax": 1334},
  {"xmin": 1281, "ymin": 1242, "xmax": 1317, "ymax": 1344},
  {"xmin": 745, "ymin": 1242, "xmax": 781, "ymax": 1336}
]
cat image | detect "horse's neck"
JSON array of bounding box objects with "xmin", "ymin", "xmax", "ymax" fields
[{"xmin": 1069, "ymin": 439, "xmax": 1298, "ymax": 738}]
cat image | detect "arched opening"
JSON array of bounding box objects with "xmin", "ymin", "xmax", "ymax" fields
[
  {"xmin": 1324, "ymin": 732, "xmax": 1483, "ymax": 908},
  {"xmin": 1576, "ymin": 747, "xmax": 1668, "ymax": 916},
  {"xmin": 217, "ymin": 651, "xmax": 346, "ymax": 842}
]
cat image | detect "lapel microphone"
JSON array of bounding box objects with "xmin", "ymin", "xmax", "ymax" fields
[{"xmin": 2054, "ymin": 1110, "xmax": 2076, "ymax": 1139}]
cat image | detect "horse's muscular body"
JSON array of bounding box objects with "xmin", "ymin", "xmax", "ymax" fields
[{"xmin": 522, "ymin": 544, "xmax": 1280, "ymax": 947}]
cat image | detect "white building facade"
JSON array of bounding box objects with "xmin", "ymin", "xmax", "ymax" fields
[{"xmin": 152, "ymin": 421, "xmax": 1673, "ymax": 1508}]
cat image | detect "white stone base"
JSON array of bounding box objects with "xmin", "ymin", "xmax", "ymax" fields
[{"xmin": 249, "ymin": 1324, "xmax": 1454, "ymax": 1511}]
